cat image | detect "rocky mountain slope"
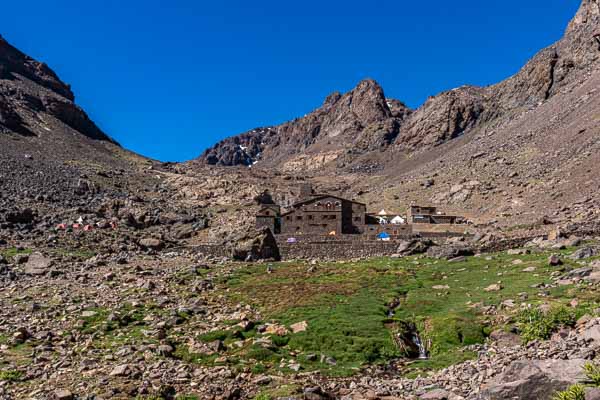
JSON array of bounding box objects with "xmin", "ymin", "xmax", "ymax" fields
[
  {"xmin": 195, "ymin": 0, "xmax": 600, "ymax": 233},
  {"xmin": 200, "ymin": 0, "xmax": 600, "ymax": 174}
]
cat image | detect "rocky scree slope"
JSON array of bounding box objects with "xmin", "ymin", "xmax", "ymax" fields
[{"xmin": 0, "ymin": 34, "xmax": 207, "ymax": 249}]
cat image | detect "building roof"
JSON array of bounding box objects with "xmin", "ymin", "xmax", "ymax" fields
[{"xmin": 291, "ymin": 194, "xmax": 366, "ymax": 208}]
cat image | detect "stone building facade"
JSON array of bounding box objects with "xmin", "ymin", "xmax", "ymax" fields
[
  {"xmin": 407, "ymin": 205, "xmax": 465, "ymax": 224},
  {"xmin": 280, "ymin": 195, "xmax": 366, "ymax": 235},
  {"xmin": 255, "ymin": 187, "xmax": 466, "ymax": 239}
]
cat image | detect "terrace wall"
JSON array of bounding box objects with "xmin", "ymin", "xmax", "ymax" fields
[{"xmin": 278, "ymin": 240, "xmax": 401, "ymax": 260}]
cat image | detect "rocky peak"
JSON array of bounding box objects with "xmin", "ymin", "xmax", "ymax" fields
[
  {"xmin": 567, "ymin": 0, "xmax": 600, "ymax": 33},
  {"xmin": 0, "ymin": 35, "xmax": 74, "ymax": 100},
  {"xmin": 322, "ymin": 91, "xmax": 342, "ymax": 108},
  {"xmin": 339, "ymin": 78, "xmax": 391, "ymax": 124},
  {"xmin": 0, "ymin": 36, "xmax": 117, "ymax": 143}
]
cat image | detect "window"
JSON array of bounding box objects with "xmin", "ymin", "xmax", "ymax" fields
[
  {"xmin": 308, "ymin": 215, "xmax": 314, "ymax": 220},
  {"xmin": 354, "ymin": 217, "xmax": 361, "ymax": 222},
  {"xmin": 330, "ymin": 215, "xmax": 337, "ymax": 220},
  {"xmin": 286, "ymin": 216, "xmax": 291, "ymax": 221},
  {"xmin": 296, "ymin": 215, "xmax": 303, "ymax": 221}
]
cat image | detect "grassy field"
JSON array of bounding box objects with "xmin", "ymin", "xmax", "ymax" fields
[{"xmin": 204, "ymin": 245, "xmax": 600, "ymax": 377}]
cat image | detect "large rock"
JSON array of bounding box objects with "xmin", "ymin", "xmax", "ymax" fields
[
  {"xmin": 578, "ymin": 318, "xmax": 600, "ymax": 342},
  {"xmin": 427, "ymin": 245, "xmax": 474, "ymax": 260},
  {"xmin": 571, "ymin": 247, "xmax": 597, "ymax": 260},
  {"xmin": 396, "ymin": 238, "xmax": 434, "ymax": 256},
  {"xmin": 231, "ymin": 227, "xmax": 280, "ymax": 261},
  {"xmin": 24, "ymin": 253, "xmax": 53, "ymax": 275},
  {"xmin": 477, "ymin": 359, "xmax": 586, "ymax": 400},
  {"xmin": 139, "ymin": 237, "xmax": 164, "ymax": 250},
  {"xmin": 4, "ymin": 208, "xmax": 35, "ymax": 224}
]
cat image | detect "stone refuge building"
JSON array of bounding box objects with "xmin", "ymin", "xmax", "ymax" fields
[{"xmin": 256, "ymin": 185, "xmax": 466, "ymax": 239}]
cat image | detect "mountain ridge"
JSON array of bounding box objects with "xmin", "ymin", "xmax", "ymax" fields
[{"xmin": 199, "ymin": 0, "xmax": 600, "ymax": 172}]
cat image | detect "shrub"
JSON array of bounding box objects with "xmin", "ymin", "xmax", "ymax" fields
[
  {"xmin": 197, "ymin": 330, "xmax": 230, "ymax": 343},
  {"xmin": 0, "ymin": 370, "xmax": 22, "ymax": 382},
  {"xmin": 246, "ymin": 346, "xmax": 277, "ymax": 362},
  {"xmin": 553, "ymin": 384, "xmax": 585, "ymax": 400},
  {"xmin": 517, "ymin": 305, "xmax": 576, "ymax": 343},
  {"xmin": 584, "ymin": 362, "xmax": 600, "ymax": 385}
]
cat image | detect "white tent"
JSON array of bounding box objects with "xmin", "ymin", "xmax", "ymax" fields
[
  {"xmin": 391, "ymin": 215, "xmax": 405, "ymax": 224},
  {"xmin": 378, "ymin": 209, "xmax": 387, "ymax": 216}
]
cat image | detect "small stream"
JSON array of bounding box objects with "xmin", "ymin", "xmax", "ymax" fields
[
  {"xmin": 387, "ymin": 299, "xmax": 429, "ymax": 360},
  {"xmin": 412, "ymin": 333, "xmax": 428, "ymax": 360}
]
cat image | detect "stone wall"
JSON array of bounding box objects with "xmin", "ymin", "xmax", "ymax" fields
[
  {"xmin": 193, "ymin": 231, "xmax": 469, "ymax": 261},
  {"xmin": 192, "ymin": 244, "xmax": 230, "ymax": 258},
  {"xmin": 279, "ymin": 240, "xmax": 401, "ymax": 260}
]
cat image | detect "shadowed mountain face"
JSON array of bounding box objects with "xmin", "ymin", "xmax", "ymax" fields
[
  {"xmin": 199, "ymin": 0, "xmax": 600, "ymax": 173},
  {"xmin": 0, "ymin": 34, "xmax": 116, "ymax": 143}
]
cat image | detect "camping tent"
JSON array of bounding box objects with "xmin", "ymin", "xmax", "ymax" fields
[
  {"xmin": 391, "ymin": 215, "xmax": 405, "ymax": 224},
  {"xmin": 377, "ymin": 232, "xmax": 391, "ymax": 241},
  {"xmin": 378, "ymin": 209, "xmax": 387, "ymax": 215}
]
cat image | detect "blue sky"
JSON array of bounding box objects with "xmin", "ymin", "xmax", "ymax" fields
[{"xmin": 3, "ymin": 0, "xmax": 580, "ymax": 161}]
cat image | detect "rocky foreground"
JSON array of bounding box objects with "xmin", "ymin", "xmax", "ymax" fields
[{"xmin": 3, "ymin": 234, "xmax": 600, "ymax": 400}]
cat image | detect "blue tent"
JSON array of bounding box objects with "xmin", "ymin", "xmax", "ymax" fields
[{"xmin": 378, "ymin": 232, "xmax": 390, "ymax": 240}]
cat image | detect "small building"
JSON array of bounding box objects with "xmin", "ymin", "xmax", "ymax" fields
[
  {"xmin": 407, "ymin": 205, "xmax": 464, "ymax": 224},
  {"xmin": 255, "ymin": 204, "xmax": 281, "ymax": 233}
]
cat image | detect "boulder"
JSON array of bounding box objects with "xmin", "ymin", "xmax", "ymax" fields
[
  {"xmin": 109, "ymin": 364, "xmax": 130, "ymax": 377},
  {"xmin": 290, "ymin": 320, "xmax": 308, "ymax": 333},
  {"xmin": 303, "ymin": 386, "xmax": 332, "ymax": 400},
  {"xmin": 4, "ymin": 208, "xmax": 35, "ymax": 224},
  {"xmin": 548, "ymin": 254, "xmax": 563, "ymax": 266},
  {"xmin": 396, "ymin": 239, "xmax": 434, "ymax": 256},
  {"xmin": 563, "ymin": 267, "xmax": 593, "ymax": 279},
  {"xmin": 571, "ymin": 247, "xmax": 597, "ymax": 260},
  {"xmin": 489, "ymin": 329, "xmax": 521, "ymax": 347},
  {"xmin": 171, "ymin": 224, "xmax": 195, "ymax": 240},
  {"xmin": 586, "ymin": 387, "xmax": 600, "ymax": 400},
  {"xmin": 427, "ymin": 245, "xmax": 474, "ymax": 260},
  {"xmin": 420, "ymin": 389, "xmax": 453, "ymax": 399},
  {"xmin": 578, "ymin": 319, "xmax": 600, "ymax": 343},
  {"xmin": 53, "ymin": 389, "xmax": 74, "ymax": 400},
  {"xmin": 24, "ymin": 252, "xmax": 53, "ymax": 275},
  {"xmin": 477, "ymin": 359, "xmax": 586, "ymax": 400},
  {"xmin": 484, "ymin": 284, "xmax": 503, "ymax": 292},
  {"xmin": 231, "ymin": 227, "xmax": 280, "ymax": 261},
  {"xmin": 139, "ymin": 237, "xmax": 164, "ymax": 250}
]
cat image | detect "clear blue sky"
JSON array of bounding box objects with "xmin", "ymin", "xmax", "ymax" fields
[{"xmin": 3, "ymin": 0, "xmax": 581, "ymax": 161}]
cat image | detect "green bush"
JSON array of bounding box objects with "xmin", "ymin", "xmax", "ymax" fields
[
  {"xmin": 584, "ymin": 362, "xmax": 600, "ymax": 385},
  {"xmin": 553, "ymin": 384, "xmax": 585, "ymax": 400},
  {"xmin": 0, "ymin": 370, "xmax": 22, "ymax": 382},
  {"xmin": 517, "ymin": 305, "xmax": 576, "ymax": 343},
  {"xmin": 246, "ymin": 346, "xmax": 277, "ymax": 362},
  {"xmin": 423, "ymin": 315, "xmax": 486, "ymax": 355},
  {"xmin": 270, "ymin": 334, "xmax": 290, "ymax": 347},
  {"xmin": 197, "ymin": 329, "xmax": 231, "ymax": 343}
]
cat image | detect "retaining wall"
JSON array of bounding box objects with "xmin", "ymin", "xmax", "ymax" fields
[{"xmin": 279, "ymin": 240, "xmax": 401, "ymax": 260}]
